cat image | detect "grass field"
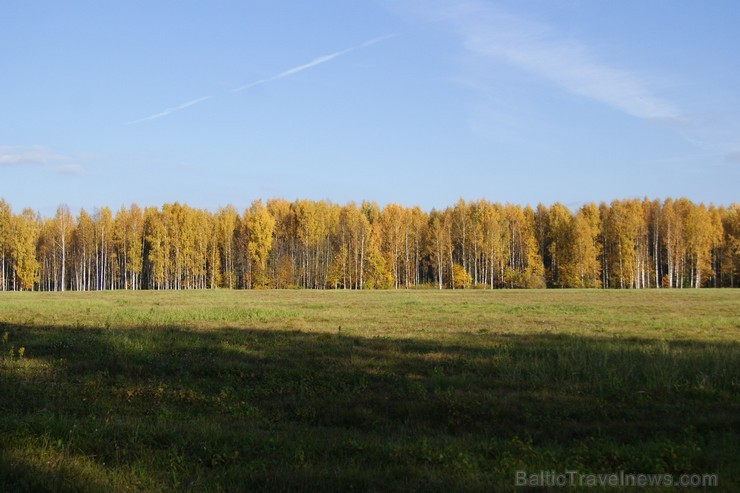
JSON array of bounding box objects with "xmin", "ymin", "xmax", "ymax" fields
[{"xmin": 1, "ymin": 289, "xmax": 738, "ymax": 492}]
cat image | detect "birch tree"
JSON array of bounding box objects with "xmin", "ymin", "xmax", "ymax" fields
[
  {"xmin": 247, "ymin": 200, "xmax": 275, "ymax": 288},
  {"xmin": 215, "ymin": 205, "xmax": 239, "ymax": 288},
  {"xmin": 11, "ymin": 209, "xmax": 41, "ymax": 290},
  {"xmin": 54, "ymin": 204, "xmax": 74, "ymax": 291},
  {"xmin": 0, "ymin": 200, "xmax": 11, "ymax": 291}
]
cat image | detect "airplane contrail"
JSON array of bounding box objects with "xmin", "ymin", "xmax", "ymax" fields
[
  {"xmin": 125, "ymin": 95, "xmax": 213, "ymax": 125},
  {"xmin": 232, "ymin": 34, "xmax": 397, "ymax": 92},
  {"xmin": 125, "ymin": 34, "xmax": 395, "ymax": 124}
]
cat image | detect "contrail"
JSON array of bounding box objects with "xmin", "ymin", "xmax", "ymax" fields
[
  {"xmin": 232, "ymin": 34, "xmax": 396, "ymax": 92},
  {"xmin": 125, "ymin": 95, "xmax": 213, "ymax": 125},
  {"xmin": 126, "ymin": 34, "xmax": 395, "ymax": 124}
]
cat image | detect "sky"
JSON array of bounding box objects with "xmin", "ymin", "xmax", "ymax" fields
[{"xmin": 1, "ymin": 0, "xmax": 738, "ymax": 216}]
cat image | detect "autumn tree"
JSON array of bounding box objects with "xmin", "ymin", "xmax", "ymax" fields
[
  {"xmin": 427, "ymin": 209, "xmax": 452, "ymax": 289},
  {"xmin": 645, "ymin": 199, "xmax": 663, "ymax": 288},
  {"xmin": 380, "ymin": 203, "xmax": 406, "ymax": 288},
  {"xmin": 11, "ymin": 209, "xmax": 41, "ymax": 290},
  {"xmin": 603, "ymin": 200, "xmax": 643, "ymax": 288},
  {"xmin": 504, "ymin": 204, "xmax": 544, "ymax": 288},
  {"xmin": 0, "ymin": 197, "xmax": 735, "ymax": 292},
  {"xmin": 114, "ymin": 205, "xmax": 144, "ymax": 290},
  {"xmin": 330, "ymin": 203, "xmax": 362, "ymax": 289},
  {"xmin": 571, "ymin": 203, "xmax": 601, "ymax": 287},
  {"xmin": 477, "ymin": 201, "xmax": 506, "ymax": 288},
  {"xmin": 215, "ymin": 205, "xmax": 239, "ymax": 288},
  {"xmin": 246, "ymin": 200, "xmax": 276, "ymax": 288},
  {"xmin": 452, "ymin": 262, "xmax": 472, "ymax": 289},
  {"xmin": 49, "ymin": 205, "xmax": 74, "ymax": 291},
  {"xmin": 467, "ymin": 201, "xmax": 485, "ymax": 286},
  {"xmin": 265, "ymin": 199, "xmax": 295, "ymax": 289},
  {"xmin": 332, "ymin": 202, "xmax": 371, "ymax": 289},
  {"xmin": 144, "ymin": 206, "xmax": 168, "ymax": 289},
  {"xmin": 718, "ymin": 204, "xmax": 739, "ymax": 287},
  {"xmin": 92, "ymin": 207, "xmax": 114, "ymax": 290},
  {"xmin": 0, "ymin": 199, "xmax": 11, "ymax": 291},
  {"xmin": 452, "ymin": 199, "xmax": 469, "ymax": 279},
  {"xmin": 71, "ymin": 209, "xmax": 95, "ymax": 290},
  {"xmin": 406, "ymin": 206, "xmax": 426, "ymax": 288},
  {"xmin": 358, "ymin": 201, "xmax": 389, "ymax": 289},
  {"xmin": 547, "ymin": 203, "xmax": 572, "ymax": 287},
  {"xmin": 533, "ymin": 204, "xmax": 550, "ymax": 280},
  {"xmin": 684, "ymin": 203, "xmax": 723, "ymax": 287}
]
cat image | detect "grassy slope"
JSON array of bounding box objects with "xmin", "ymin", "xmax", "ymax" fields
[{"xmin": 0, "ymin": 289, "xmax": 738, "ymax": 492}]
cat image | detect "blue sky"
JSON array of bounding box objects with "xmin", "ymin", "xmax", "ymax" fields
[{"xmin": 1, "ymin": 0, "xmax": 738, "ymax": 215}]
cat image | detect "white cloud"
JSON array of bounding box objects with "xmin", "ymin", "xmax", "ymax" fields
[
  {"xmin": 0, "ymin": 146, "xmax": 67, "ymax": 166},
  {"xmin": 436, "ymin": 1, "xmax": 680, "ymax": 120},
  {"xmin": 0, "ymin": 146, "xmax": 88, "ymax": 176},
  {"xmin": 56, "ymin": 164, "xmax": 84, "ymax": 175},
  {"xmin": 649, "ymin": 112, "xmax": 740, "ymax": 160}
]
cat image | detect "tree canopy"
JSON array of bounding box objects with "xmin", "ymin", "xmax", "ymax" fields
[{"xmin": 0, "ymin": 197, "xmax": 736, "ymax": 291}]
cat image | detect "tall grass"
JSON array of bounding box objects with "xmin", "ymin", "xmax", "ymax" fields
[{"xmin": 1, "ymin": 289, "xmax": 738, "ymax": 491}]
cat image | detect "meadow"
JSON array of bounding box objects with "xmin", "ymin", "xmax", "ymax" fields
[{"xmin": 0, "ymin": 289, "xmax": 738, "ymax": 492}]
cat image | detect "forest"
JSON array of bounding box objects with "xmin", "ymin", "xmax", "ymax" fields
[{"xmin": 0, "ymin": 197, "xmax": 737, "ymax": 291}]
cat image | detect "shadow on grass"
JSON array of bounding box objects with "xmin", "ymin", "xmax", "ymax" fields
[{"xmin": 1, "ymin": 321, "xmax": 738, "ymax": 492}]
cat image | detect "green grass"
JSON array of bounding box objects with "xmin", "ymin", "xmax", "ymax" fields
[{"xmin": 1, "ymin": 289, "xmax": 738, "ymax": 492}]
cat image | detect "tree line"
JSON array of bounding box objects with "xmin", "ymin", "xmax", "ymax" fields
[{"xmin": 0, "ymin": 197, "xmax": 737, "ymax": 291}]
